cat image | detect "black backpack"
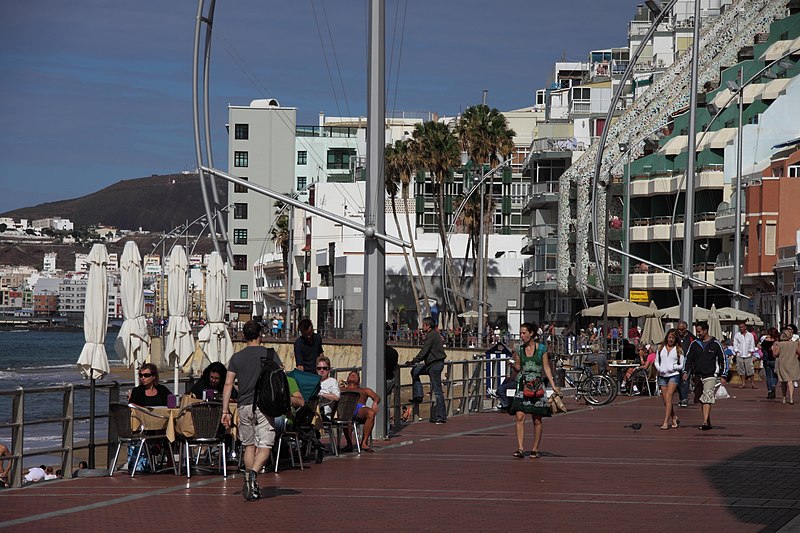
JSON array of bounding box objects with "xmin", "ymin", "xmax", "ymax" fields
[{"xmin": 254, "ymin": 351, "xmax": 291, "ymax": 418}]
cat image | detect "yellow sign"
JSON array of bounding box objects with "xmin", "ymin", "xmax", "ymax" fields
[{"xmin": 629, "ymin": 290, "xmax": 649, "ymax": 303}]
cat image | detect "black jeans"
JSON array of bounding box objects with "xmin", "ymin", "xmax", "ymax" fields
[{"xmin": 412, "ymin": 361, "xmax": 446, "ymax": 421}]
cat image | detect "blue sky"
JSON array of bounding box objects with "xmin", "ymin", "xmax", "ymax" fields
[{"xmin": 0, "ymin": 0, "xmax": 634, "ymax": 214}]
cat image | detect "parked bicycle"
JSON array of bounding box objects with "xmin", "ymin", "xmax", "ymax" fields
[{"xmin": 555, "ymin": 356, "xmax": 617, "ymax": 406}]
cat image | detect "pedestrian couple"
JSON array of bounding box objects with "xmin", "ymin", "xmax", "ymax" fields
[{"xmin": 656, "ymin": 321, "xmax": 728, "ymax": 431}]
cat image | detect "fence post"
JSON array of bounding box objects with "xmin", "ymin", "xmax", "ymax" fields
[
  {"xmin": 11, "ymin": 388, "xmax": 24, "ymax": 488},
  {"xmin": 107, "ymin": 381, "xmax": 120, "ymax": 471},
  {"xmin": 62, "ymin": 385, "xmax": 74, "ymax": 479}
]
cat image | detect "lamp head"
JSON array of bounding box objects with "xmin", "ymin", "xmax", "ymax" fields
[
  {"xmin": 618, "ymin": 142, "xmax": 628, "ymax": 152},
  {"xmin": 726, "ymin": 80, "xmax": 739, "ymax": 92}
]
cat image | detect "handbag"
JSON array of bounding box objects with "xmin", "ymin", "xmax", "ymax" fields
[
  {"xmin": 547, "ymin": 391, "xmax": 568, "ymax": 414},
  {"xmin": 522, "ymin": 378, "xmax": 545, "ymax": 399}
]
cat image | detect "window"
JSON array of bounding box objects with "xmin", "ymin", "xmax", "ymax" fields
[
  {"xmin": 240, "ymin": 284, "xmax": 248, "ymax": 299},
  {"xmin": 234, "ymin": 123, "xmax": 249, "ymax": 140},
  {"xmin": 327, "ymin": 148, "xmax": 356, "ymax": 170},
  {"xmin": 233, "ymin": 229, "xmax": 248, "ymax": 245},
  {"xmin": 234, "ymin": 203, "xmax": 248, "ymax": 219},
  {"xmin": 233, "ymin": 255, "xmax": 248, "ymax": 271},
  {"xmin": 297, "ymin": 176, "xmax": 307, "ymax": 191},
  {"xmin": 297, "ymin": 151, "xmax": 307, "ymax": 165},
  {"xmin": 765, "ymin": 222, "xmax": 777, "ymax": 256},
  {"xmin": 234, "ymin": 151, "xmax": 248, "ymax": 167},
  {"xmin": 788, "ymin": 165, "xmax": 800, "ymax": 178},
  {"xmin": 234, "ymin": 176, "xmax": 249, "ymax": 193}
]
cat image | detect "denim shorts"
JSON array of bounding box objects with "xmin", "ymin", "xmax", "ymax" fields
[{"xmin": 657, "ymin": 374, "xmax": 681, "ymax": 387}]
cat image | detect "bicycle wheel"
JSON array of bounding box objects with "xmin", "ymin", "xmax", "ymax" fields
[{"xmin": 584, "ymin": 375, "xmax": 616, "ymax": 405}]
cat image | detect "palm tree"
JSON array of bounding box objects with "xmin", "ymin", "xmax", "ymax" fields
[
  {"xmin": 385, "ymin": 142, "xmax": 423, "ymax": 322},
  {"xmin": 455, "ymin": 105, "xmax": 515, "ymax": 321},
  {"xmin": 393, "ymin": 139, "xmax": 432, "ymax": 319},
  {"xmin": 270, "ymin": 201, "xmax": 290, "ymax": 313},
  {"xmin": 408, "ymin": 121, "xmax": 465, "ymax": 316}
]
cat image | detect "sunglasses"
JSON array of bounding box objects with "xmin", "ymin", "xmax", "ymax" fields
[
  {"xmin": 139, "ymin": 373, "xmax": 153, "ymax": 378},
  {"xmin": 316, "ymin": 366, "xmax": 329, "ymax": 370}
]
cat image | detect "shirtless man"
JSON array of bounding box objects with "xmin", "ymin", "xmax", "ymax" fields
[{"xmin": 341, "ymin": 371, "xmax": 381, "ymax": 453}]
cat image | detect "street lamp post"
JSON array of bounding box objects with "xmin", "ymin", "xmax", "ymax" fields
[
  {"xmin": 618, "ymin": 142, "xmax": 631, "ymax": 337},
  {"xmin": 733, "ymin": 66, "xmax": 744, "ymax": 310},
  {"xmin": 700, "ymin": 241, "xmax": 709, "ymax": 308}
]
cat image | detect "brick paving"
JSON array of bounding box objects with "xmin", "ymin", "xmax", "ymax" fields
[{"xmin": 1, "ymin": 387, "xmax": 799, "ymax": 532}]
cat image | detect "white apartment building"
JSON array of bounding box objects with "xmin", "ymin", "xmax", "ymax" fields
[
  {"xmin": 43, "ymin": 253, "xmax": 57, "ymax": 272},
  {"xmin": 31, "ymin": 217, "xmax": 74, "ymax": 232},
  {"xmin": 226, "ymin": 98, "xmax": 297, "ymax": 319}
]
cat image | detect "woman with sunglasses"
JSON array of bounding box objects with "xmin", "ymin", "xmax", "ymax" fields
[{"xmin": 128, "ymin": 363, "xmax": 171, "ymax": 406}]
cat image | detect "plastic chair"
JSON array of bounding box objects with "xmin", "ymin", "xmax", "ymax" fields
[
  {"xmin": 176, "ymin": 401, "xmax": 227, "ymax": 478},
  {"xmin": 108, "ymin": 403, "xmax": 174, "ymax": 477},
  {"xmin": 319, "ymin": 398, "xmax": 339, "ymax": 456}
]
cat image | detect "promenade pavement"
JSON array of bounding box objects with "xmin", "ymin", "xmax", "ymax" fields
[{"xmin": 1, "ymin": 386, "xmax": 799, "ymax": 532}]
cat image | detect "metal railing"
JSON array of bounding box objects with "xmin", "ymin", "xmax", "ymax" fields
[{"xmin": 0, "ymin": 378, "xmax": 195, "ymax": 488}]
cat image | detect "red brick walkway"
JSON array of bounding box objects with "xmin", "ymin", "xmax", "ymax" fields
[{"xmin": 2, "ymin": 388, "xmax": 799, "ymax": 532}]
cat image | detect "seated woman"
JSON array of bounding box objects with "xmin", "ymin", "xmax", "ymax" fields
[
  {"xmin": 128, "ymin": 363, "xmax": 171, "ymax": 407},
  {"xmin": 621, "ymin": 345, "xmax": 655, "ymax": 392},
  {"xmin": 190, "ymin": 362, "xmax": 238, "ymax": 401}
]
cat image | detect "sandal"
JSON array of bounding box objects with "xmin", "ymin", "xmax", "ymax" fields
[
  {"xmin": 361, "ymin": 446, "xmax": 375, "ymax": 453},
  {"xmin": 512, "ymin": 449, "xmax": 524, "ymax": 459},
  {"xmin": 671, "ymin": 419, "xmax": 680, "ymax": 429},
  {"xmin": 530, "ymin": 451, "xmax": 540, "ymax": 459},
  {"xmin": 660, "ymin": 424, "xmax": 670, "ymax": 430}
]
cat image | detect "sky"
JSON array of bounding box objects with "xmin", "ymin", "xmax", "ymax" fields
[{"xmin": 0, "ymin": 0, "xmax": 636, "ymax": 214}]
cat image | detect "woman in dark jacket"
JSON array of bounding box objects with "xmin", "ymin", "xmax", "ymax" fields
[{"xmin": 128, "ymin": 363, "xmax": 171, "ymax": 407}]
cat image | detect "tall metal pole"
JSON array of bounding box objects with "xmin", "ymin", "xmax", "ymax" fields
[
  {"xmin": 477, "ymin": 173, "xmax": 485, "ymax": 347},
  {"xmin": 602, "ymin": 183, "xmax": 610, "ymax": 349},
  {"xmin": 622, "ymin": 151, "xmax": 631, "ymax": 336},
  {"xmin": 285, "ymin": 206, "xmax": 294, "ymax": 340},
  {"xmin": 680, "ymin": 0, "xmax": 702, "ymax": 325},
  {"xmin": 733, "ymin": 66, "xmax": 744, "ymax": 310},
  {"xmin": 363, "ymin": 0, "xmax": 386, "ymax": 439}
]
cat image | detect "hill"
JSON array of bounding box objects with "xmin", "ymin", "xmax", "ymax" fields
[{"xmin": 1, "ymin": 172, "xmax": 228, "ymax": 233}]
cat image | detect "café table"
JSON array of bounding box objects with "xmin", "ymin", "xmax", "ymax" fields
[{"xmin": 608, "ymin": 360, "xmax": 640, "ymax": 393}]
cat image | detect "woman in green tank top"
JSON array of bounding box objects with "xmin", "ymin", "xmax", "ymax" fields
[{"xmin": 509, "ymin": 322, "xmax": 561, "ymax": 459}]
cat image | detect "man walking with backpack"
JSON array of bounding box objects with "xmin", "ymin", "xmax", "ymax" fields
[{"xmin": 223, "ymin": 320, "xmax": 282, "ymax": 501}]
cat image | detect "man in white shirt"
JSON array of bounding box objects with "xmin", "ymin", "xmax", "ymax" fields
[
  {"xmin": 315, "ymin": 355, "xmax": 340, "ymax": 417},
  {"xmin": 733, "ymin": 321, "xmax": 757, "ymax": 389},
  {"xmin": 24, "ymin": 465, "xmax": 46, "ymax": 483}
]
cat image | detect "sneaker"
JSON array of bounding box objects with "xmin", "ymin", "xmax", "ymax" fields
[
  {"xmin": 679, "ymin": 400, "xmax": 688, "ymax": 408},
  {"xmin": 487, "ymin": 388, "xmax": 498, "ymax": 398},
  {"xmin": 632, "ymin": 386, "xmax": 640, "ymax": 394},
  {"xmin": 242, "ymin": 471, "xmax": 253, "ymax": 501},
  {"xmin": 435, "ymin": 419, "xmax": 447, "ymax": 425}
]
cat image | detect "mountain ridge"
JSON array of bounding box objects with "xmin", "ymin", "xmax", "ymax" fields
[{"xmin": 1, "ymin": 173, "xmax": 228, "ymax": 233}]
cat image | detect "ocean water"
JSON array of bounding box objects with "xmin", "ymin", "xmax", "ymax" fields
[{"xmin": 0, "ymin": 330, "xmax": 129, "ymax": 467}]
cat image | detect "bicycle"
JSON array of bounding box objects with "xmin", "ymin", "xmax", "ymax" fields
[{"xmin": 556, "ymin": 356, "xmax": 617, "ymax": 406}]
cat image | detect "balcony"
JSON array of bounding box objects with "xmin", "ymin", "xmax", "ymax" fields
[
  {"xmin": 522, "ymin": 269, "xmax": 557, "ymax": 291},
  {"xmin": 629, "ymin": 263, "xmax": 715, "ymax": 290},
  {"xmin": 629, "ymin": 213, "xmax": 717, "ymax": 242},
  {"xmin": 714, "ymin": 206, "xmax": 741, "ymax": 235},
  {"xmin": 630, "ymin": 167, "xmax": 723, "ymax": 197},
  {"xmin": 523, "ymin": 181, "xmax": 559, "ymax": 212}
]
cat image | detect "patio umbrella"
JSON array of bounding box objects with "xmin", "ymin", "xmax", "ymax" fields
[
  {"xmin": 77, "ymin": 244, "xmax": 110, "ymax": 380},
  {"xmin": 76, "ymin": 243, "xmax": 109, "ymax": 469},
  {"xmin": 580, "ymin": 300, "xmax": 662, "ymax": 319},
  {"xmin": 640, "ymin": 301, "xmax": 665, "ymax": 346},
  {"xmin": 198, "ymin": 252, "xmax": 233, "ymax": 366},
  {"xmin": 715, "ymin": 307, "xmax": 764, "ymax": 326},
  {"xmin": 708, "ymin": 304, "xmax": 724, "ymax": 340},
  {"xmin": 115, "ymin": 241, "xmax": 151, "ymax": 386},
  {"xmin": 659, "ymin": 305, "xmax": 714, "ymax": 322},
  {"xmin": 165, "ymin": 245, "xmax": 194, "ymax": 393}
]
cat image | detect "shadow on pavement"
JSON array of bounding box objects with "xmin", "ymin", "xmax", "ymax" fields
[{"xmin": 704, "ymin": 445, "xmax": 800, "ymax": 532}]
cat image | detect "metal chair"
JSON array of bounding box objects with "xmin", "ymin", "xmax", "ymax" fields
[
  {"xmin": 319, "ymin": 398, "xmax": 339, "ymax": 456},
  {"xmin": 176, "ymin": 401, "xmax": 227, "ymax": 478},
  {"xmin": 108, "ymin": 403, "xmax": 174, "ymax": 477},
  {"xmin": 331, "ymin": 391, "xmax": 363, "ymax": 454}
]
